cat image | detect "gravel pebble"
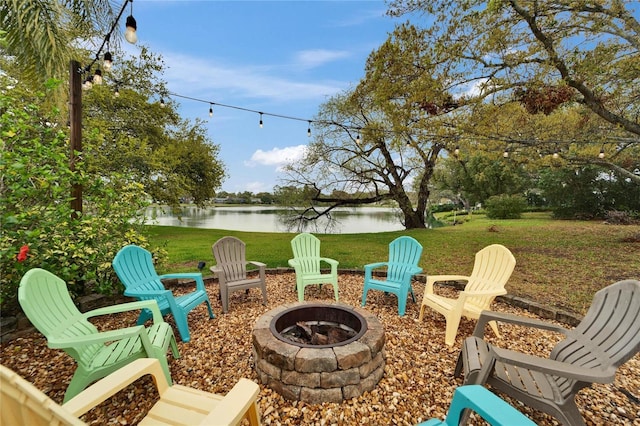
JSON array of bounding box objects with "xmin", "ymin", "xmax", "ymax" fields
[{"xmin": 1, "ymin": 273, "xmax": 638, "ymax": 425}]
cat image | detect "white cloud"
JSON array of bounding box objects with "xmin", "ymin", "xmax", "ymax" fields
[
  {"xmin": 155, "ymin": 50, "xmax": 346, "ymax": 102},
  {"xmin": 245, "ymin": 145, "xmax": 307, "ymax": 169},
  {"xmin": 294, "ymin": 49, "xmax": 350, "ymax": 70}
]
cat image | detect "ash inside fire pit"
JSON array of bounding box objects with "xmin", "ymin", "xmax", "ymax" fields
[
  {"xmin": 270, "ymin": 303, "xmax": 367, "ymax": 348},
  {"xmin": 282, "ymin": 321, "xmax": 357, "ymax": 346}
]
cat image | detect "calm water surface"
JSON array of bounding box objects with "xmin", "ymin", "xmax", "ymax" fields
[{"xmin": 146, "ymin": 206, "xmax": 405, "ymax": 234}]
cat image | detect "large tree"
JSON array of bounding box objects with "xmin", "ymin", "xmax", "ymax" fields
[
  {"xmin": 388, "ymin": 0, "xmax": 640, "ymax": 182},
  {"xmin": 283, "ymin": 25, "xmax": 454, "ymax": 229}
]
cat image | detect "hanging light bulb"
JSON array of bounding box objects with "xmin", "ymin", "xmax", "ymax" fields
[
  {"xmin": 82, "ymin": 75, "xmax": 93, "ymax": 90},
  {"xmin": 93, "ymin": 69, "xmax": 103, "ymax": 85},
  {"xmin": 356, "ymin": 134, "xmax": 361, "ymax": 144},
  {"xmin": 114, "ymin": 86, "xmax": 120, "ymax": 97},
  {"xmin": 598, "ymin": 147, "xmax": 605, "ymax": 158},
  {"xmin": 406, "ymin": 140, "xmax": 411, "ymax": 146},
  {"xmin": 125, "ymin": 1, "xmax": 137, "ymax": 44},
  {"xmin": 259, "ymin": 113, "xmax": 263, "ymax": 128},
  {"xmin": 102, "ymin": 52, "xmax": 112, "ymax": 71},
  {"xmin": 454, "ymin": 146, "xmax": 460, "ymax": 157},
  {"xmin": 209, "ymin": 104, "xmax": 213, "ymax": 117},
  {"xmin": 552, "ymin": 151, "xmax": 559, "ymax": 159},
  {"xmin": 503, "ymin": 148, "xmax": 509, "ymax": 158},
  {"xmin": 307, "ymin": 121, "xmax": 311, "ymax": 137},
  {"xmin": 160, "ymin": 97, "xmax": 165, "ymax": 108}
]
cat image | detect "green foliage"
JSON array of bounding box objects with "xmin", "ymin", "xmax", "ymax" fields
[
  {"xmin": 485, "ymin": 194, "xmax": 526, "ymax": 219},
  {"xmin": 0, "ymin": 78, "xmax": 158, "ymax": 315},
  {"xmin": 538, "ymin": 166, "xmax": 640, "ymax": 220}
]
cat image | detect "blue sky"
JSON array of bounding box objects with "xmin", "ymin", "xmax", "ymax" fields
[{"xmin": 124, "ymin": 0, "xmax": 410, "ymax": 193}]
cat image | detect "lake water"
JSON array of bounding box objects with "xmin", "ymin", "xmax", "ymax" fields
[{"xmin": 145, "ymin": 206, "xmax": 406, "ymax": 234}]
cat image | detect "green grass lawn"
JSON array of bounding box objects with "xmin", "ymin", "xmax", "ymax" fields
[{"xmin": 147, "ymin": 212, "xmax": 640, "ymax": 316}]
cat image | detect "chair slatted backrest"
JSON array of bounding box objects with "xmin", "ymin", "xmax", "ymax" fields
[
  {"xmin": 551, "ymin": 279, "xmax": 640, "ymax": 397},
  {"xmin": 213, "ymin": 236, "xmax": 248, "ymax": 282},
  {"xmin": 112, "ymin": 245, "xmax": 165, "ymax": 294},
  {"xmin": 465, "ymin": 244, "xmax": 516, "ymax": 310},
  {"xmin": 291, "ymin": 233, "xmax": 321, "ymax": 275},
  {"xmin": 387, "ymin": 236, "xmax": 423, "ymax": 283},
  {"xmin": 18, "ymin": 269, "xmax": 102, "ymax": 368}
]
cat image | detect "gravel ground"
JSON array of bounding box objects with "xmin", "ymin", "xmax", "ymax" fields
[{"xmin": 1, "ymin": 272, "xmax": 639, "ymax": 425}]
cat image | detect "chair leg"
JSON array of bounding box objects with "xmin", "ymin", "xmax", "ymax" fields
[
  {"xmin": 398, "ymin": 290, "xmax": 408, "ymax": 316},
  {"xmin": 361, "ymin": 287, "xmax": 369, "ymax": 308},
  {"xmin": 63, "ymin": 369, "xmax": 90, "ymax": 403},
  {"xmin": 418, "ymin": 304, "xmax": 426, "ymax": 321},
  {"xmin": 174, "ymin": 314, "xmax": 191, "ymax": 343},
  {"xmin": 332, "ymin": 282, "xmax": 339, "ymax": 301},
  {"xmin": 444, "ymin": 316, "xmax": 462, "ymax": 346},
  {"xmin": 488, "ymin": 320, "xmax": 501, "ymax": 339}
]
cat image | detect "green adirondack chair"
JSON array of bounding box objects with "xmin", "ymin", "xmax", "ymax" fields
[
  {"xmin": 18, "ymin": 268, "xmax": 180, "ymax": 403},
  {"xmin": 361, "ymin": 236, "xmax": 423, "ymax": 316},
  {"xmin": 288, "ymin": 233, "xmax": 339, "ymax": 301},
  {"xmin": 112, "ymin": 245, "xmax": 215, "ymax": 342}
]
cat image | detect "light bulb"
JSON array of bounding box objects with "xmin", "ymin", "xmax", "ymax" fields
[
  {"xmin": 503, "ymin": 149, "xmax": 509, "ymax": 158},
  {"xmin": 307, "ymin": 121, "xmax": 311, "ymax": 137},
  {"xmin": 356, "ymin": 134, "xmax": 361, "ymax": 144},
  {"xmin": 160, "ymin": 98, "xmax": 165, "ymax": 108},
  {"xmin": 93, "ymin": 69, "xmax": 103, "ymax": 85},
  {"xmin": 598, "ymin": 149, "xmax": 605, "ymax": 159},
  {"xmin": 454, "ymin": 146, "xmax": 460, "ymax": 156},
  {"xmin": 209, "ymin": 105, "xmax": 213, "ymax": 117},
  {"xmin": 114, "ymin": 87, "xmax": 120, "ymax": 97},
  {"xmin": 125, "ymin": 15, "xmax": 137, "ymax": 43},
  {"xmin": 259, "ymin": 113, "xmax": 263, "ymax": 128},
  {"xmin": 82, "ymin": 76, "xmax": 93, "ymax": 90},
  {"xmin": 103, "ymin": 52, "xmax": 113, "ymax": 71},
  {"xmin": 552, "ymin": 152, "xmax": 559, "ymax": 159}
]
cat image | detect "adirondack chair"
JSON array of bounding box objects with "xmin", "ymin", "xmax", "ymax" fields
[
  {"xmin": 288, "ymin": 233, "xmax": 339, "ymax": 301},
  {"xmin": 2, "ymin": 358, "xmax": 261, "ymax": 426},
  {"xmin": 361, "ymin": 236, "xmax": 423, "ymax": 316},
  {"xmin": 112, "ymin": 245, "xmax": 215, "ymax": 342},
  {"xmin": 211, "ymin": 236, "xmax": 267, "ymax": 313},
  {"xmin": 419, "ymin": 244, "xmax": 516, "ymax": 346},
  {"xmin": 454, "ymin": 279, "xmax": 640, "ymax": 426},
  {"xmin": 415, "ymin": 385, "xmax": 535, "ymax": 426},
  {"xmin": 17, "ymin": 268, "xmax": 179, "ymax": 403}
]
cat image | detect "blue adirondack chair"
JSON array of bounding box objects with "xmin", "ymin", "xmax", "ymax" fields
[
  {"xmin": 415, "ymin": 385, "xmax": 535, "ymax": 426},
  {"xmin": 112, "ymin": 245, "xmax": 215, "ymax": 342},
  {"xmin": 361, "ymin": 236, "xmax": 423, "ymax": 316}
]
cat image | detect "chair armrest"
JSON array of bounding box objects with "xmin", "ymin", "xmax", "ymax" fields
[
  {"xmin": 489, "ymin": 346, "xmax": 616, "ymax": 383},
  {"xmin": 83, "ymin": 300, "xmax": 163, "ymax": 323},
  {"xmin": 63, "ymin": 358, "xmax": 170, "ymax": 417},
  {"xmin": 473, "ymin": 310, "xmax": 569, "ymax": 338},
  {"xmin": 288, "ymin": 259, "xmax": 298, "ymax": 268},
  {"xmin": 320, "ymin": 257, "xmax": 339, "ymax": 267},
  {"xmin": 404, "ymin": 266, "xmax": 423, "ymax": 276},
  {"xmin": 210, "ymin": 265, "xmax": 222, "ymax": 274},
  {"xmin": 425, "ymin": 275, "xmax": 470, "ymax": 293},
  {"xmin": 48, "ymin": 326, "xmax": 145, "ymax": 349},
  {"xmin": 364, "ymin": 262, "xmax": 388, "ymax": 272},
  {"xmin": 248, "ymin": 261, "xmax": 266, "ymax": 269},
  {"xmin": 202, "ymin": 378, "xmax": 260, "ymax": 425},
  {"xmin": 124, "ymin": 288, "xmax": 172, "ymax": 298},
  {"xmin": 160, "ymin": 272, "xmax": 206, "ymax": 291}
]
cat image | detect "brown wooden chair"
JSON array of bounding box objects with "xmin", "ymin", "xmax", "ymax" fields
[
  {"xmin": 211, "ymin": 236, "xmax": 267, "ymax": 313},
  {"xmin": 455, "ymin": 279, "xmax": 640, "ymax": 425}
]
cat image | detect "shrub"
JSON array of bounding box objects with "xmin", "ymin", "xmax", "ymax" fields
[
  {"xmin": 485, "ymin": 194, "xmax": 526, "ymax": 219},
  {"xmin": 0, "ymin": 79, "xmax": 159, "ymax": 315}
]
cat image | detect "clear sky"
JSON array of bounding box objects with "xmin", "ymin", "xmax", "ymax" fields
[{"xmin": 124, "ymin": 0, "xmax": 412, "ymax": 194}]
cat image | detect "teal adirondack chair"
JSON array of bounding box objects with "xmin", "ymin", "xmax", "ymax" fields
[
  {"xmin": 415, "ymin": 385, "xmax": 535, "ymax": 426},
  {"xmin": 18, "ymin": 268, "xmax": 180, "ymax": 403},
  {"xmin": 361, "ymin": 236, "xmax": 423, "ymax": 316},
  {"xmin": 288, "ymin": 233, "xmax": 339, "ymax": 301},
  {"xmin": 112, "ymin": 245, "xmax": 215, "ymax": 342}
]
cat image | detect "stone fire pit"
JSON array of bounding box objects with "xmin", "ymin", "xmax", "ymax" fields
[{"xmin": 252, "ymin": 302, "xmax": 386, "ymax": 403}]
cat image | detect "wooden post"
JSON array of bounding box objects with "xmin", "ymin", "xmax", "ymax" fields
[{"xmin": 69, "ymin": 60, "xmax": 83, "ymax": 218}]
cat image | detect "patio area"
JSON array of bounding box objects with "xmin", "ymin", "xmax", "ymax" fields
[{"xmin": 1, "ymin": 272, "xmax": 638, "ymax": 425}]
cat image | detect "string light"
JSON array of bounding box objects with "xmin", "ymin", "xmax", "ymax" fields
[
  {"xmin": 599, "ymin": 147, "xmax": 605, "ymax": 158},
  {"xmin": 503, "ymin": 148, "xmax": 509, "ymax": 158},
  {"xmin": 259, "ymin": 112, "xmax": 263, "ymax": 128},
  {"xmin": 209, "ymin": 103, "xmax": 213, "ymax": 117},
  {"xmin": 124, "ymin": 0, "xmax": 137, "ymax": 44},
  {"xmin": 356, "ymin": 134, "xmax": 361, "ymax": 144},
  {"xmin": 454, "ymin": 146, "xmax": 460, "ymax": 156},
  {"xmin": 93, "ymin": 69, "xmax": 103, "ymax": 85},
  {"xmin": 103, "ymin": 51, "xmax": 113, "ymax": 71},
  {"xmin": 114, "ymin": 86, "xmax": 120, "ymax": 97},
  {"xmin": 307, "ymin": 121, "xmax": 311, "ymax": 137},
  {"xmin": 160, "ymin": 98, "xmax": 165, "ymax": 108}
]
